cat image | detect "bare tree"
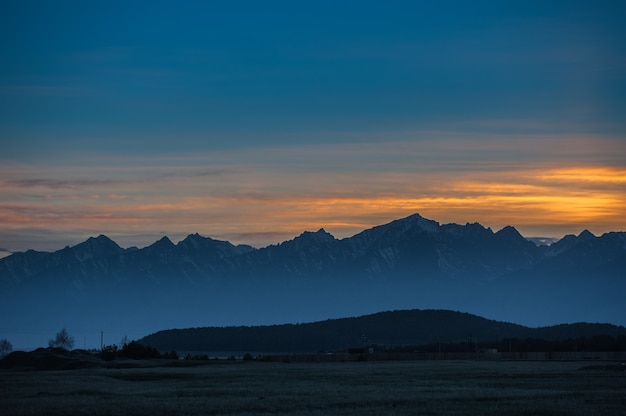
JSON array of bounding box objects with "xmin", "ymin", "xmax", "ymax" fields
[
  {"xmin": 0, "ymin": 339, "xmax": 12, "ymax": 357},
  {"xmin": 49, "ymin": 328, "xmax": 75, "ymax": 350}
]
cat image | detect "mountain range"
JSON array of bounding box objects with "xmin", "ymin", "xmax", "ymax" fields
[{"xmin": 1, "ymin": 213, "xmax": 625, "ymax": 350}]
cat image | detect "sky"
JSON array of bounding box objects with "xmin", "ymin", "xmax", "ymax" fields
[{"xmin": 1, "ymin": 0, "xmax": 625, "ymax": 254}]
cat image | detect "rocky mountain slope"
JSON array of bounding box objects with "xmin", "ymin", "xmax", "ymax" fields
[
  {"xmin": 1, "ymin": 214, "xmax": 624, "ymax": 349},
  {"xmin": 4, "ymin": 213, "xmax": 623, "ymax": 286}
]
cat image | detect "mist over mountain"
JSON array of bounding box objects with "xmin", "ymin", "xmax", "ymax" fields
[{"xmin": 1, "ymin": 214, "xmax": 624, "ymax": 350}]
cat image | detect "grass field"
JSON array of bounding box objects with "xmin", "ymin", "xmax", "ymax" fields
[{"xmin": 1, "ymin": 360, "xmax": 625, "ymax": 415}]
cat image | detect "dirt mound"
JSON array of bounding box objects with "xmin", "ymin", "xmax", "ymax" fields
[{"xmin": 0, "ymin": 347, "xmax": 103, "ymax": 370}]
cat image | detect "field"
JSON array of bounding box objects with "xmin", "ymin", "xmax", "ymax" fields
[{"xmin": 1, "ymin": 359, "xmax": 625, "ymax": 415}]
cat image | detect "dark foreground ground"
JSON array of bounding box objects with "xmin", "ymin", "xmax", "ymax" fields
[{"xmin": 1, "ymin": 359, "xmax": 625, "ymax": 415}]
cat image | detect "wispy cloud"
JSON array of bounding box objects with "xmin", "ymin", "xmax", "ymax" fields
[
  {"xmin": 1, "ymin": 135, "xmax": 624, "ymax": 251},
  {"xmin": 1, "ymin": 166, "xmax": 230, "ymax": 191},
  {"xmin": 2, "ymin": 178, "xmax": 127, "ymax": 190}
]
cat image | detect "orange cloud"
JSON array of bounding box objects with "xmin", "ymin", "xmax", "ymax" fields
[
  {"xmin": 2, "ymin": 137, "xmax": 625, "ymax": 251},
  {"xmin": 536, "ymin": 166, "xmax": 626, "ymax": 184}
]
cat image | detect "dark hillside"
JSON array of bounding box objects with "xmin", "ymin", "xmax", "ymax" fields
[{"xmin": 139, "ymin": 309, "xmax": 626, "ymax": 354}]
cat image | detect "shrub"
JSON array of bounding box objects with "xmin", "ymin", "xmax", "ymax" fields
[
  {"xmin": 119, "ymin": 341, "xmax": 161, "ymax": 359},
  {"xmin": 48, "ymin": 328, "xmax": 75, "ymax": 350},
  {"xmin": 101, "ymin": 344, "xmax": 118, "ymax": 361},
  {"xmin": 0, "ymin": 339, "xmax": 12, "ymax": 358}
]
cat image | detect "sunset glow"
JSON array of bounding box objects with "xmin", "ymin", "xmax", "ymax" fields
[
  {"xmin": 1, "ymin": 1, "xmax": 625, "ymax": 252},
  {"xmin": 2, "ymin": 137, "xmax": 625, "ymax": 251}
]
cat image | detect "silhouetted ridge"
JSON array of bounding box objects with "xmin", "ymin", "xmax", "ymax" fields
[
  {"xmin": 178, "ymin": 233, "xmax": 206, "ymax": 249},
  {"xmin": 494, "ymin": 225, "xmax": 525, "ymax": 241},
  {"xmin": 392, "ymin": 213, "xmax": 440, "ymax": 231},
  {"xmin": 139, "ymin": 309, "xmax": 626, "ymax": 353},
  {"xmin": 293, "ymin": 228, "xmax": 336, "ymax": 244},
  {"xmin": 441, "ymin": 222, "xmax": 493, "ymax": 239},
  {"xmin": 577, "ymin": 229, "xmax": 596, "ymax": 240},
  {"xmin": 176, "ymin": 233, "xmax": 246, "ymax": 259},
  {"xmin": 1, "ymin": 213, "xmax": 625, "ymax": 338},
  {"xmin": 150, "ymin": 236, "xmax": 175, "ymax": 249},
  {"xmin": 70, "ymin": 235, "xmax": 124, "ymax": 262}
]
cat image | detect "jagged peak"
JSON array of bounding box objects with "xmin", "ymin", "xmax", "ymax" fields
[
  {"xmin": 77, "ymin": 234, "xmax": 121, "ymax": 250},
  {"xmin": 404, "ymin": 213, "xmax": 426, "ymax": 220},
  {"xmin": 577, "ymin": 229, "xmax": 596, "ymax": 239},
  {"xmin": 178, "ymin": 233, "xmax": 237, "ymax": 250},
  {"xmin": 180, "ymin": 232, "xmax": 208, "ymax": 243},
  {"xmin": 89, "ymin": 234, "xmax": 116, "ymax": 244},
  {"xmin": 394, "ymin": 213, "xmax": 440, "ymax": 232},
  {"xmin": 282, "ymin": 228, "xmax": 336, "ymax": 249},
  {"xmin": 182, "ymin": 232, "xmax": 237, "ymax": 244},
  {"xmin": 177, "ymin": 233, "xmax": 205, "ymax": 249},
  {"xmin": 495, "ymin": 225, "xmax": 524, "ymax": 239},
  {"xmin": 152, "ymin": 235, "xmax": 175, "ymax": 248},
  {"xmin": 439, "ymin": 221, "xmax": 490, "ymax": 239},
  {"xmin": 461, "ymin": 221, "xmax": 490, "ymax": 232},
  {"xmin": 296, "ymin": 228, "xmax": 335, "ymax": 241}
]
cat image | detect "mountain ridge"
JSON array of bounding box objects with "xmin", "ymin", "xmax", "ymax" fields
[
  {"xmin": 2, "ymin": 212, "xmax": 625, "ymax": 298},
  {"xmin": 2, "ymin": 213, "xmax": 624, "ymax": 272},
  {"xmin": 1, "ymin": 213, "xmax": 624, "ymax": 349}
]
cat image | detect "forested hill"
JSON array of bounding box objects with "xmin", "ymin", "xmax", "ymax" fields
[{"xmin": 139, "ymin": 309, "xmax": 626, "ymax": 354}]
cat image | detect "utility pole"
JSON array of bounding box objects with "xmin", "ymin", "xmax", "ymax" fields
[{"xmin": 100, "ymin": 330, "xmax": 103, "ymax": 350}]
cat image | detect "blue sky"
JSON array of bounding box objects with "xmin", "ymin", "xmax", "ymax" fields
[{"xmin": 1, "ymin": 1, "xmax": 625, "ymax": 252}]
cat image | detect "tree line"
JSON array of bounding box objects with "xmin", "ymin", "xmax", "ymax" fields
[
  {"xmin": 139, "ymin": 310, "xmax": 626, "ymax": 354},
  {"xmin": 388, "ymin": 335, "xmax": 626, "ymax": 354}
]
